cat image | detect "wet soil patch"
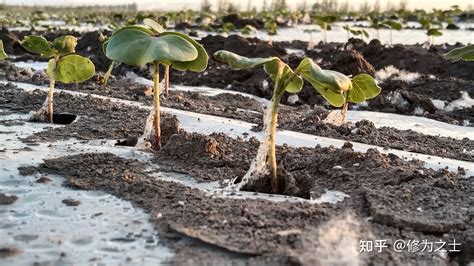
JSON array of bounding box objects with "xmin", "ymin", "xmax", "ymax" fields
[
  {"xmin": 31, "ymin": 133, "xmax": 473, "ymax": 264},
  {"xmin": 0, "ymin": 247, "xmax": 22, "ymax": 258},
  {"xmin": 32, "ymin": 153, "xmax": 333, "ymax": 264},
  {"xmin": 62, "ymin": 198, "xmax": 81, "ymax": 206},
  {"xmin": 0, "ymin": 193, "xmax": 18, "ymax": 205}
]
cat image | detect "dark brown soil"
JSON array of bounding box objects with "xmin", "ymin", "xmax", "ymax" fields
[
  {"xmin": 0, "ymin": 247, "xmax": 22, "ymax": 258},
  {"xmin": 62, "ymin": 198, "xmax": 81, "ymax": 206},
  {"xmin": 1, "ymin": 82, "xmax": 472, "ymax": 162},
  {"xmin": 28, "ymin": 130, "xmax": 473, "ymax": 264},
  {"xmin": 1, "ymin": 33, "xmax": 473, "ymax": 127},
  {"xmin": 0, "ymin": 193, "xmax": 18, "ymax": 205}
]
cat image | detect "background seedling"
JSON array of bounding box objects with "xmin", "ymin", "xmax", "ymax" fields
[
  {"xmin": 314, "ymin": 15, "xmax": 337, "ymax": 44},
  {"xmin": 264, "ymin": 20, "xmax": 278, "ymax": 45},
  {"xmin": 20, "ymin": 35, "xmax": 95, "ymax": 123},
  {"xmin": 342, "ymin": 25, "xmax": 369, "ymax": 42},
  {"xmin": 104, "ymin": 19, "xmax": 208, "ymax": 150},
  {"xmin": 384, "ymin": 20, "xmax": 403, "ymax": 45},
  {"xmin": 214, "ymin": 50, "xmax": 380, "ymax": 193},
  {"xmin": 419, "ymin": 17, "xmax": 443, "ymax": 46}
]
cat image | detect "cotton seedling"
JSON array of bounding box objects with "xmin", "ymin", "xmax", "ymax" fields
[
  {"xmin": 264, "ymin": 20, "xmax": 278, "ymax": 45},
  {"xmin": 315, "ymin": 15, "xmax": 337, "ymax": 44},
  {"xmin": 419, "ymin": 17, "xmax": 443, "ymax": 46},
  {"xmin": 342, "ymin": 25, "xmax": 369, "ymax": 42},
  {"xmin": 104, "ymin": 18, "xmax": 208, "ymax": 150},
  {"xmin": 214, "ymin": 51, "xmax": 381, "ymax": 193},
  {"xmin": 384, "ymin": 20, "xmax": 403, "ymax": 45},
  {"xmin": 20, "ymin": 35, "xmax": 95, "ymax": 123}
]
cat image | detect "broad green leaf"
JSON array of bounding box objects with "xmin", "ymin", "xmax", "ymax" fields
[
  {"xmin": 52, "ymin": 35, "xmax": 77, "ymax": 55},
  {"xmin": 143, "ymin": 18, "xmax": 165, "ymax": 33},
  {"xmin": 161, "ymin": 31, "xmax": 208, "ymax": 72},
  {"xmin": 284, "ymin": 74, "xmax": 303, "ymax": 93},
  {"xmin": 0, "ymin": 40, "xmax": 7, "ymax": 60},
  {"xmin": 20, "ymin": 35, "xmax": 55, "ymax": 57},
  {"xmin": 110, "ymin": 25, "xmax": 155, "ymax": 38},
  {"xmin": 444, "ymin": 44, "xmax": 474, "ymax": 62},
  {"xmin": 348, "ymin": 74, "xmax": 381, "ymax": 103},
  {"xmin": 427, "ymin": 28, "xmax": 443, "ymax": 36},
  {"xmin": 47, "ymin": 55, "xmax": 95, "ymax": 83},
  {"xmin": 105, "ymin": 29, "xmax": 198, "ymax": 66},
  {"xmin": 213, "ymin": 50, "xmax": 277, "ymax": 70},
  {"xmin": 296, "ymin": 58, "xmax": 350, "ymax": 107}
]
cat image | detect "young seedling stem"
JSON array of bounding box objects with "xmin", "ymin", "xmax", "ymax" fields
[
  {"xmin": 102, "ymin": 61, "xmax": 116, "ymax": 85},
  {"xmin": 267, "ymin": 64, "xmax": 300, "ymax": 192},
  {"xmin": 153, "ymin": 61, "xmax": 161, "ymax": 150}
]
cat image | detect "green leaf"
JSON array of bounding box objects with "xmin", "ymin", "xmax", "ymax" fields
[
  {"xmin": 47, "ymin": 55, "xmax": 95, "ymax": 83},
  {"xmin": 263, "ymin": 60, "xmax": 303, "ymax": 93},
  {"xmin": 0, "ymin": 40, "xmax": 8, "ymax": 60},
  {"xmin": 213, "ymin": 50, "xmax": 277, "ymax": 70},
  {"xmin": 105, "ymin": 29, "xmax": 198, "ymax": 66},
  {"xmin": 284, "ymin": 74, "xmax": 303, "ymax": 93},
  {"xmin": 143, "ymin": 18, "xmax": 165, "ymax": 33},
  {"xmin": 296, "ymin": 58, "xmax": 350, "ymax": 107},
  {"xmin": 348, "ymin": 74, "xmax": 381, "ymax": 103},
  {"xmin": 161, "ymin": 31, "xmax": 208, "ymax": 72},
  {"xmin": 385, "ymin": 21, "xmax": 402, "ymax": 30},
  {"xmin": 20, "ymin": 35, "xmax": 55, "ymax": 57},
  {"xmin": 52, "ymin": 35, "xmax": 77, "ymax": 55},
  {"xmin": 427, "ymin": 28, "xmax": 443, "ymax": 36},
  {"xmin": 110, "ymin": 25, "xmax": 155, "ymax": 38},
  {"xmin": 444, "ymin": 44, "xmax": 474, "ymax": 62}
]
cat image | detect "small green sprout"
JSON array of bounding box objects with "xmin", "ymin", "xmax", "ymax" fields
[
  {"xmin": 315, "ymin": 15, "xmax": 337, "ymax": 44},
  {"xmin": 241, "ymin": 25, "xmax": 257, "ymax": 36},
  {"xmin": 384, "ymin": 20, "xmax": 403, "ymax": 45},
  {"xmin": 342, "ymin": 25, "xmax": 369, "ymax": 42},
  {"xmin": 104, "ymin": 19, "xmax": 208, "ymax": 150},
  {"xmin": 369, "ymin": 17, "xmax": 389, "ymax": 41},
  {"xmin": 264, "ymin": 20, "xmax": 278, "ymax": 45},
  {"xmin": 444, "ymin": 44, "xmax": 474, "ymax": 62},
  {"xmin": 419, "ymin": 17, "xmax": 443, "ymax": 46},
  {"xmin": 20, "ymin": 35, "xmax": 95, "ymax": 123},
  {"xmin": 214, "ymin": 51, "xmax": 380, "ymax": 192},
  {"xmin": 221, "ymin": 22, "xmax": 236, "ymax": 34}
]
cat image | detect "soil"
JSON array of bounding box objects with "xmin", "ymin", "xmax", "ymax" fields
[
  {"xmin": 1, "ymin": 82, "xmax": 472, "ymax": 162},
  {"xmin": 1, "ymin": 22, "xmax": 473, "ymax": 266},
  {"xmin": 62, "ymin": 198, "xmax": 81, "ymax": 206},
  {"xmin": 2, "ymin": 73, "xmax": 472, "ymax": 264},
  {"xmin": 27, "ymin": 131, "xmax": 473, "ymax": 264},
  {"xmin": 0, "ymin": 247, "xmax": 22, "ymax": 258},
  {"xmin": 1, "ymin": 29, "xmax": 472, "ymax": 126},
  {"xmin": 0, "ymin": 193, "xmax": 18, "ymax": 205}
]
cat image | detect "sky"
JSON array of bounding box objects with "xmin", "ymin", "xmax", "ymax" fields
[{"xmin": 2, "ymin": 0, "xmax": 472, "ymax": 11}]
